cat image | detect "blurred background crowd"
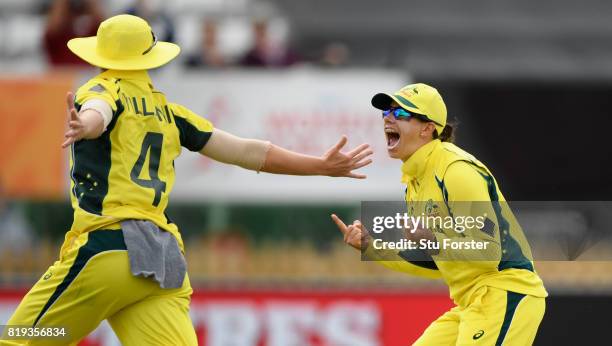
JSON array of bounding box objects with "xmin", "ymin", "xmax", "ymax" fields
[
  {"xmin": 3, "ymin": 0, "xmax": 612, "ymax": 74},
  {"xmin": 1, "ymin": 0, "xmax": 612, "ymax": 344},
  {"xmin": 2, "ymin": 0, "xmax": 342, "ymax": 71}
]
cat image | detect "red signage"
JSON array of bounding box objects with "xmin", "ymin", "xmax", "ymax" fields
[{"xmin": 0, "ymin": 288, "xmax": 452, "ymax": 345}]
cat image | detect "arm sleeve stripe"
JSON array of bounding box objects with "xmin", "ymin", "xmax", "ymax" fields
[{"xmin": 174, "ymin": 115, "xmax": 212, "ymax": 152}]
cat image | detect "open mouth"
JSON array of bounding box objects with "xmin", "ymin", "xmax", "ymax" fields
[{"xmin": 385, "ymin": 128, "xmax": 400, "ymax": 149}]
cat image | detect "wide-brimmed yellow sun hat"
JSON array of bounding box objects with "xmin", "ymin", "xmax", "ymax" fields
[{"xmin": 67, "ymin": 14, "xmax": 180, "ymax": 70}]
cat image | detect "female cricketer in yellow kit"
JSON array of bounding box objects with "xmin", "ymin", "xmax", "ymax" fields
[
  {"xmin": 331, "ymin": 84, "xmax": 547, "ymax": 345},
  {"xmin": 1, "ymin": 15, "xmax": 373, "ymax": 346}
]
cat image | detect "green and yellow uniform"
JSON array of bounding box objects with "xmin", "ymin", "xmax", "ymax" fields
[
  {"xmin": 371, "ymin": 139, "xmax": 547, "ymax": 345},
  {"xmin": 2, "ymin": 69, "xmax": 212, "ymax": 346},
  {"xmin": 370, "ymin": 83, "xmax": 546, "ymax": 345},
  {"xmin": 66, "ymin": 69, "xmax": 212, "ymax": 254}
]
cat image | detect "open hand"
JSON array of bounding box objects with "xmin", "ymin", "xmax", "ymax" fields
[
  {"xmin": 320, "ymin": 136, "xmax": 373, "ymax": 179},
  {"xmin": 61, "ymin": 92, "xmax": 84, "ymax": 148},
  {"xmin": 331, "ymin": 214, "xmax": 370, "ymax": 250}
]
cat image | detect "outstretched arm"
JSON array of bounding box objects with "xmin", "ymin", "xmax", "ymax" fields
[
  {"xmin": 201, "ymin": 130, "xmax": 373, "ymax": 178},
  {"xmin": 262, "ymin": 136, "xmax": 372, "ymax": 178}
]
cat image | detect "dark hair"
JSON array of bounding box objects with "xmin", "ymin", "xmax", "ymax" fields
[
  {"xmin": 433, "ymin": 124, "xmax": 455, "ymax": 143},
  {"xmin": 412, "ymin": 113, "xmax": 457, "ymax": 143}
]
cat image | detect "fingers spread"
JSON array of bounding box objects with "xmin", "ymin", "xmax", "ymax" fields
[
  {"xmin": 346, "ymin": 172, "xmax": 367, "ymax": 179},
  {"xmin": 66, "ymin": 92, "xmax": 78, "ymax": 121},
  {"xmin": 61, "ymin": 137, "xmax": 74, "ymax": 149},
  {"xmin": 63, "ymin": 91, "xmax": 79, "ymax": 148},
  {"xmin": 352, "ymin": 149, "xmax": 373, "ymax": 163},
  {"xmin": 352, "ymin": 159, "xmax": 373, "ymax": 170},
  {"xmin": 347, "ymin": 143, "xmax": 370, "ymax": 158},
  {"xmin": 70, "ymin": 109, "xmax": 79, "ymax": 122},
  {"xmin": 68, "ymin": 120, "xmax": 84, "ymax": 129},
  {"xmin": 66, "ymin": 92, "xmax": 74, "ymax": 109},
  {"xmin": 332, "ymin": 135, "xmax": 348, "ymax": 153}
]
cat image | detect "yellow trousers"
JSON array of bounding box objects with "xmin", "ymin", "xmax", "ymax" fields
[
  {"xmin": 1, "ymin": 229, "xmax": 197, "ymax": 346},
  {"xmin": 414, "ymin": 286, "xmax": 545, "ymax": 346}
]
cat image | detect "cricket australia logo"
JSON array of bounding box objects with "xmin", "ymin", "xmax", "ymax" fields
[{"xmin": 400, "ymin": 86, "xmax": 419, "ymax": 98}]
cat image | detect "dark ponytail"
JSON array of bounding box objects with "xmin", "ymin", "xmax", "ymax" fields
[{"xmin": 433, "ymin": 122, "xmax": 456, "ymax": 143}]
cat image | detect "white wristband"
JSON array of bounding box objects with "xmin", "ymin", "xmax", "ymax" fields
[{"xmin": 81, "ymin": 98, "xmax": 113, "ymax": 131}]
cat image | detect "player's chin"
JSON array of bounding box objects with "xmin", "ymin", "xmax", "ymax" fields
[
  {"xmin": 386, "ymin": 142, "xmax": 403, "ymax": 159},
  {"xmin": 387, "ymin": 150, "xmax": 402, "ymax": 159}
]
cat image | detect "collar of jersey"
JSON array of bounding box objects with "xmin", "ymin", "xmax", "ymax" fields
[
  {"xmin": 401, "ymin": 139, "xmax": 440, "ymax": 184},
  {"xmin": 99, "ymin": 69, "xmax": 153, "ymax": 87}
]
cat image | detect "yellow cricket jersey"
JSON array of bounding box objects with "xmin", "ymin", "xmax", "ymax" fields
[
  {"xmin": 63, "ymin": 69, "xmax": 213, "ymax": 254},
  {"xmin": 377, "ymin": 139, "xmax": 547, "ymax": 306}
]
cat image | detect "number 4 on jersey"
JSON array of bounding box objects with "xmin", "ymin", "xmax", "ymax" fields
[{"xmin": 130, "ymin": 132, "xmax": 167, "ymax": 206}]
